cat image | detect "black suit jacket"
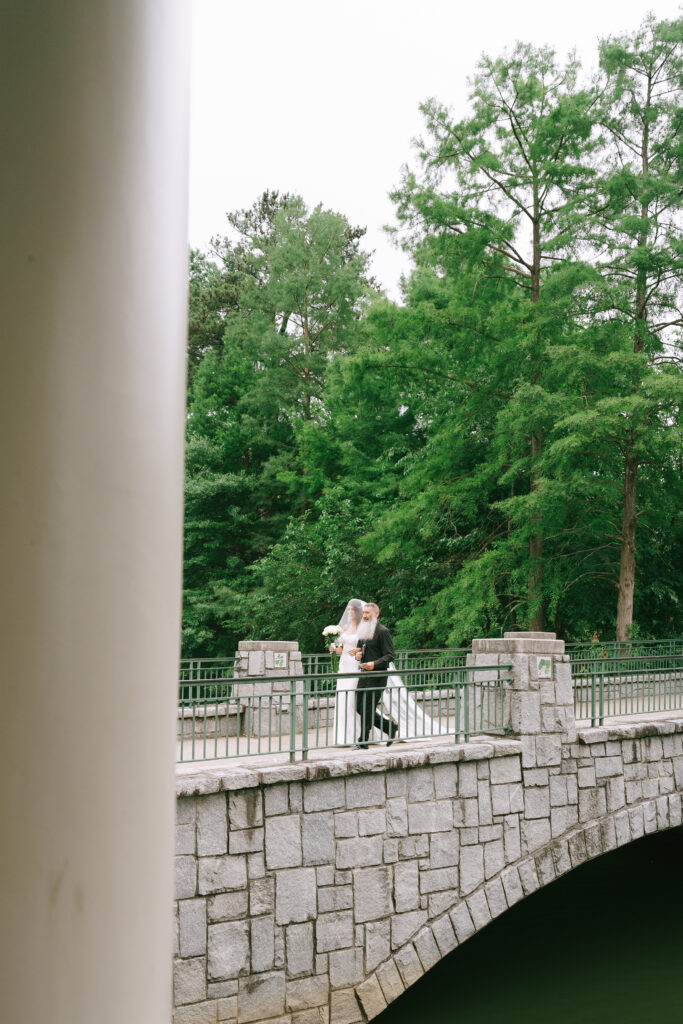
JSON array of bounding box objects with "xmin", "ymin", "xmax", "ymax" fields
[{"xmin": 359, "ymin": 622, "xmax": 395, "ymax": 673}]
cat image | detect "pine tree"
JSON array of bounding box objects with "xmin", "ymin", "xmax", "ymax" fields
[{"xmin": 592, "ymin": 14, "xmax": 683, "ymax": 639}]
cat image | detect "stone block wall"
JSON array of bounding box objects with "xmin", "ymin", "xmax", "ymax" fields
[
  {"xmin": 173, "ymin": 632, "xmax": 683, "ymax": 1024},
  {"xmin": 173, "ymin": 720, "xmax": 683, "ymax": 1024},
  {"xmin": 231, "ymin": 641, "xmax": 304, "ymax": 738}
]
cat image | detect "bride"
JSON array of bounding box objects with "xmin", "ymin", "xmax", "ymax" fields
[
  {"xmin": 332, "ymin": 600, "xmax": 443, "ymax": 745},
  {"xmin": 330, "ymin": 599, "xmax": 364, "ymax": 745}
]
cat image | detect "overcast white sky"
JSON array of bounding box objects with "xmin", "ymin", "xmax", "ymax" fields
[{"xmin": 189, "ymin": 0, "xmax": 681, "ymax": 298}]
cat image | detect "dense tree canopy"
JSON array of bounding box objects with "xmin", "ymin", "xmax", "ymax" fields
[{"xmin": 182, "ymin": 15, "xmax": 682, "ymax": 657}]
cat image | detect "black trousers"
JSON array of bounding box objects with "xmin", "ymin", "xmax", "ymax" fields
[{"xmin": 355, "ymin": 674, "xmax": 397, "ymax": 743}]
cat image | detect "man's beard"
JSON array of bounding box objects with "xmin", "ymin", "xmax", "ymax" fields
[{"xmin": 357, "ymin": 617, "xmax": 377, "ymax": 641}]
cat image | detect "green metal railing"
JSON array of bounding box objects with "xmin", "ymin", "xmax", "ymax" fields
[
  {"xmin": 177, "ymin": 639, "xmax": 683, "ymax": 760},
  {"xmin": 301, "ymin": 648, "xmax": 471, "ymax": 691},
  {"xmin": 180, "ymin": 640, "xmax": 683, "ymax": 683},
  {"xmin": 573, "ymin": 655, "xmax": 683, "ymax": 726},
  {"xmin": 303, "ymin": 648, "xmax": 470, "ymax": 672},
  {"xmin": 179, "ymin": 657, "xmax": 236, "ymax": 702},
  {"xmin": 301, "ymin": 652, "xmax": 334, "ymax": 678},
  {"xmin": 177, "ymin": 663, "xmax": 511, "ymax": 763},
  {"xmin": 180, "ymin": 657, "xmax": 237, "ymax": 679},
  {"xmin": 566, "ymin": 638, "xmax": 683, "ymax": 664},
  {"xmin": 178, "ymin": 649, "xmax": 472, "ymax": 700},
  {"xmin": 395, "ymin": 648, "xmax": 471, "ymax": 670}
]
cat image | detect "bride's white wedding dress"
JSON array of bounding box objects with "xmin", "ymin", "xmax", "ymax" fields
[
  {"xmin": 379, "ymin": 664, "xmax": 444, "ymax": 739},
  {"xmin": 332, "ymin": 632, "xmax": 360, "ymax": 745}
]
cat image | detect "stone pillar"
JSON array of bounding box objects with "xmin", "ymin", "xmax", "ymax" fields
[
  {"xmin": 469, "ymin": 632, "xmax": 576, "ymax": 765},
  {"xmin": 0, "ymin": 4, "xmax": 189, "ymax": 1024},
  {"xmin": 232, "ymin": 641, "xmax": 304, "ymax": 736}
]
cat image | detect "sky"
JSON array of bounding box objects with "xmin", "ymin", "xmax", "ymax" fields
[{"xmin": 189, "ymin": 0, "xmax": 681, "ymax": 299}]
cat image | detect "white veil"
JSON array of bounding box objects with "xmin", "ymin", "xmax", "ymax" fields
[{"xmin": 338, "ymin": 599, "xmax": 365, "ymax": 634}]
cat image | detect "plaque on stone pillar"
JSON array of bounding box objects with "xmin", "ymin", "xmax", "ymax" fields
[{"xmin": 537, "ymin": 656, "xmax": 552, "ymax": 678}]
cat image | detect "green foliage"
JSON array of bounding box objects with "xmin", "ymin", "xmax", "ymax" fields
[
  {"xmin": 246, "ymin": 494, "xmax": 380, "ymax": 653},
  {"xmin": 181, "ymin": 16, "xmax": 683, "ymax": 657},
  {"xmin": 181, "ymin": 193, "xmax": 376, "ymax": 655}
]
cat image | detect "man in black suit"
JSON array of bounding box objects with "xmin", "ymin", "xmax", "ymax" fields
[{"xmin": 353, "ymin": 603, "xmax": 398, "ymax": 748}]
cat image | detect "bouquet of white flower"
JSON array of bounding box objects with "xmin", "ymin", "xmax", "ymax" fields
[{"xmin": 322, "ymin": 624, "xmax": 342, "ymax": 672}]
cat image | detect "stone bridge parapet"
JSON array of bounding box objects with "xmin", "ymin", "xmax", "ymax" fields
[{"xmin": 173, "ymin": 633, "xmax": 683, "ymax": 1024}]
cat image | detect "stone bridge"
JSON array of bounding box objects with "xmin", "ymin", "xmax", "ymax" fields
[{"xmin": 173, "ymin": 633, "xmax": 683, "ymax": 1024}]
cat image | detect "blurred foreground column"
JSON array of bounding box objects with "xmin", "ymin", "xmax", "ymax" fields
[{"xmin": 0, "ymin": 3, "xmax": 189, "ymax": 1022}]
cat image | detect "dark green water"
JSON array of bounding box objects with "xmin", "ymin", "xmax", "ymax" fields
[{"xmin": 378, "ymin": 827, "xmax": 683, "ymax": 1024}]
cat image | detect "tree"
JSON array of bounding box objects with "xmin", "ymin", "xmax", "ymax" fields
[
  {"xmin": 591, "ymin": 14, "xmax": 683, "ymax": 639},
  {"xmin": 180, "ymin": 21, "xmax": 683, "ymax": 655},
  {"xmin": 181, "ymin": 194, "xmax": 375, "ymax": 655},
  {"xmin": 243, "ymin": 295, "xmax": 428, "ymax": 649},
  {"xmin": 187, "ymin": 250, "xmax": 240, "ymax": 381},
  {"xmin": 220, "ymin": 195, "xmax": 374, "ymax": 422},
  {"xmin": 390, "ymin": 43, "xmax": 597, "ymax": 630}
]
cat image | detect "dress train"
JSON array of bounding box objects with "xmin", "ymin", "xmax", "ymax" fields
[{"xmin": 379, "ymin": 663, "xmax": 447, "ymax": 739}]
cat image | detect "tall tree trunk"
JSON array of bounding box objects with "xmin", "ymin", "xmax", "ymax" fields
[
  {"xmin": 616, "ymin": 270, "xmax": 646, "ymax": 640},
  {"xmin": 616, "ymin": 447, "xmax": 638, "ymax": 641},
  {"xmin": 302, "ymin": 319, "xmax": 311, "ymax": 421},
  {"xmin": 529, "ymin": 430, "xmax": 544, "ymax": 631},
  {"xmin": 528, "ymin": 194, "xmax": 544, "ymax": 631},
  {"xmin": 301, "ymin": 316, "xmax": 311, "ymax": 511},
  {"xmin": 615, "ymin": 82, "xmax": 650, "ymax": 641}
]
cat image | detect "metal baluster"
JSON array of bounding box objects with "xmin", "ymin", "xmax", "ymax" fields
[
  {"xmin": 455, "ymin": 682, "xmax": 461, "ymax": 743},
  {"xmin": 464, "ymin": 679, "xmax": 470, "ymax": 741},
  {"xmin": 302, "ymin": 684, "xmax": 309, "ymax": 761},
  {"xmin": 266, "ymin": 694, "xmax": 272, "ymax": 753},
  {"xmin": 289, "ymin": 677, "xmax": 296, "ymax": 763},
  {"xmin": 213, "ymin": 699, "xmax": 219, "ymax": 759}
]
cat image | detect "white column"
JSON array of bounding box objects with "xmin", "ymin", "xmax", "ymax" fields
[{"xmin": 0, "ymin": 3, "xmax": 189, "ymax": 1022}]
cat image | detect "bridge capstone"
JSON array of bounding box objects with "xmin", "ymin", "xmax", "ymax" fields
[{"xmin": 173, "ymin": 635, "xmax": 683, "ymax": 1024}]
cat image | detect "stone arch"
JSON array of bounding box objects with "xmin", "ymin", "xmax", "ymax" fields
[{"xmin": 355, "ymin": 795, "xmax": 683, "ymax": 1021}]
